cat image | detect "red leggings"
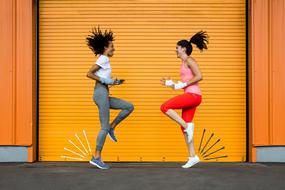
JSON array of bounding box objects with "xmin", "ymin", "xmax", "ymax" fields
[{"xmin": 160, "ymin": 93, "xmax": 202, "ymax": 133}]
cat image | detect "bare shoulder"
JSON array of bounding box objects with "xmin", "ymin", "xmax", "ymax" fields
[{"xmin": 186, "ymin": 57, "xmax": 198, "ymax": 67}]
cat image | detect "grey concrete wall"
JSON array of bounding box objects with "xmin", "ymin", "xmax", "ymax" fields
[
  {"xmin": 0, "ymin": 146, "xmax": 28, "ymax": 162},
  {"xmin": 256, "ymin": 146, "xmax": 285, "ymax": 162}
]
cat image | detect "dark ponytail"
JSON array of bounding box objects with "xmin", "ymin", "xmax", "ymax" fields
[
  {"xmin": 190, "ymin": 31, "xmax": 208, "ymax": 51},
  {"xmin": 177, "ymin": 31, "xmax": 209, "ymax": 55}
]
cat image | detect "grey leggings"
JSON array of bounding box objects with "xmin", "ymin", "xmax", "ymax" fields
[{"xmin": 93, "ymin": 82, "xmax": 134, "ymax": 151}]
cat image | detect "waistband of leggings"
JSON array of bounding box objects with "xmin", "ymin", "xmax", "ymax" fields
[{"xmin": 95, "ymin": 81, "xmax": 108, "ymax": 88}]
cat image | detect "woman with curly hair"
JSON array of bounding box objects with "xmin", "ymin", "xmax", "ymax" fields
[
  {"xmin": 160, "ymin": 31, "xmax": 208, "ymax": 168},
  {"xmin": 86, "ymin": 27, "xmax": 134, "ymax": 169}
]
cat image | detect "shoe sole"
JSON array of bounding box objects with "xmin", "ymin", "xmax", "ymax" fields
[
  {"xmin": 89, "ymin": 161, "xmax": 109, "ymax": 169},
  {"xmin": 182, "ymin": 160, "xmax": 200, "ymax": 169},
  {"xmin": 108, "ymin": 133, "xmax": 117, "ymax": 142}
]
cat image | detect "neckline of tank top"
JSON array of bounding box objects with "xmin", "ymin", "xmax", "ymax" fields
[
  {"xmin": 181, "ymin": 61, "xmax": 189, "ymax": 70},
  {"xmin": 99, "ymin": 54, "xmax": 110, "ymax": 60}
]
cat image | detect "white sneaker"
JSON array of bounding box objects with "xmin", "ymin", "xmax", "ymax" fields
[
  {"xmin": 184, "ymin": 122, "xmax": 194, "ymax": 143},
  {"xmin": 182, "ymin": 155, "xmax": 200, "ymax": 169}
]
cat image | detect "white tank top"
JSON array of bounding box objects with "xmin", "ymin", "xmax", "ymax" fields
[{"xmin": 94, "ymin": 55, "xmax": 112, "ymax": 78}]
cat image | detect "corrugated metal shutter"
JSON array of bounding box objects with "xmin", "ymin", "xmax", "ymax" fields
[{"xmin": 39, "ymin": 0, "xmax": 246, "ymax": 161}]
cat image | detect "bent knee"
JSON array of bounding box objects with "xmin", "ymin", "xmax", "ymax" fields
[
  {"xmin": 127, "ymin": 103, "xmax": 134, "ymax": 113},
  {"xmin": 160, "ymin": 103, "xmax": 169, "ymax": 113}
]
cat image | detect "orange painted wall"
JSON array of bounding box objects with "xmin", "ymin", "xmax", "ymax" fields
[
  {"xmin": 249, "ymin": 0, "xmax": 285, "ymax": 161},
  {"xmin": 270, "ymin": 0, "xmax": 285, "ymax": 145},
  {"xmin": 0, "ymin": 0, "xmax": 36, "ymax": 161}
]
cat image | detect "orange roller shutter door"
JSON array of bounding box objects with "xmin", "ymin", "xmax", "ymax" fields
[{"xmin": 39, "ymin": 0, "xmax": 246, "ymax": 162}]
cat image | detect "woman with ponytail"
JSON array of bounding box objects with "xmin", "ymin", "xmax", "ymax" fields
[{"xmin": 160, "ymin": 31, "xmax": 208, "ymax": 168}]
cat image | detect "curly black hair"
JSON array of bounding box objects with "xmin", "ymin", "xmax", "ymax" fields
[
  {"xmin": 86, "ymin": 27, "xmax": 114, "ymax": 55},
  {"xmin": 177, "ymin": 31, "xmax": 209, "ymax": 55}
]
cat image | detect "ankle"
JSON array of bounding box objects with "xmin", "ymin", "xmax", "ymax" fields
[{"xmin": 94, "ymin": 153, "xmax": 101, "ymax": 159}]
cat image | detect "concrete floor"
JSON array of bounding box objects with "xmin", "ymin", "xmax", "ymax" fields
[{"xmin": 0, "ymin": 162, "xmax": 284, "ymax": 190}]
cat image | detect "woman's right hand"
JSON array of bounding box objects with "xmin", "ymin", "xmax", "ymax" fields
[
  {"xmin": 160, "ymin": 77, "xmax": 174, "ymax": 87},
  {"xmin": 113, "ymin": 79, "xmax": 125, "ymax": 85},
  {"xmin": 160, "ymin": 77, "xmax": 166, "ymax": 86}
]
